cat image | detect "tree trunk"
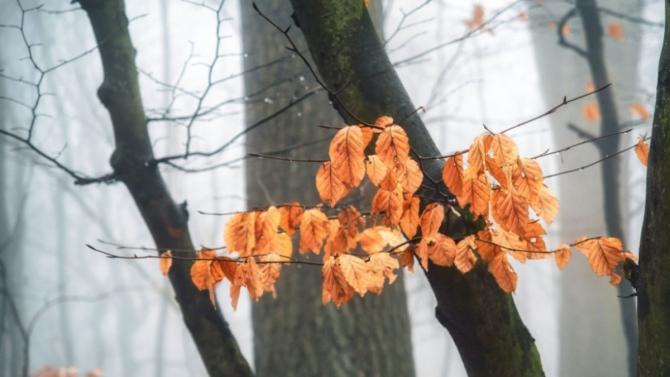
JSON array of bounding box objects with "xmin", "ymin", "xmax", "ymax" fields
[
  {"xmin": 576, "ymin": 2, "xmax": 638, "ymax": 374},
  {"xmin": 637, "ymin": 2, "xmax": 670, "ymax": 375},
  {"xmin": 528, "ymin": 1, "xmax": 642, "ymax": 375},
  {"xmin": 77, "ymin": 1, "xmax": 253, "ymax": 376},
  {"xmin": 242, "ymin": 1, "xmax": 414, "ymax": 376},
  {"xmin": 289, "ymin": 1, "xmax": 544, "ymax": 376}
]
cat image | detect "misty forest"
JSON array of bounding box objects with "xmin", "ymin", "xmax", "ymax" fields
[{"xmin": 1, "ymin": 0, "xmax": 669, "ymax": 376}]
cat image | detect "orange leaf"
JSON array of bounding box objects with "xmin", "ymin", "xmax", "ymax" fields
[
  {"xmin": 339, "ymin": 254, "xmax": 372, "ymax": 296},
  {"xmin": 585, "ymin": 81, "xmax": 595, "ymax": 92},
  {"xmin": 582, "ymin": 102, "xmax": 601, "ymax": 122},
  {"xmin": 530, "ymin": 185, "xmax": 559, "ymax": 224},
  {"xmin": 415, "ymin": 238, "xmax": 430, "ymax": 270},
  {"xmin": 464, "ymin": 4, "xmax": 485, "ymax": 29},
  {"xmin": 299, "ymin": 208, "xmax": 329, "ymax": 254},
  {"xmin": 399, "ymin": 194, "xmax": 420, "ymax": 238},
  {"xmin": 329, "ymin": 126, "xmax": 366, "ymax": 187},
  {"xmin": 467, "ymin": 134, "xmax": 492, "ymax": 175},
  {"xmin": 254, "ymin": 206, "xmax": 280, "ymax": 253},
  {"xmin": 574, "ymin": 236, "xmax": 625, "ymax": 276},
  {"xmin": 491, "ymin": 227, "xmax": 528, "ymax": 263},
  {"xmin": 365, "ymin": 155, "xmax": 388, "ymax": 186},
  {"xmin": 454, "ymin": 235, "xmax": 477, "ymax": 273},
  {"xmin": 399, "ymin": 159, "xmax": 423, "ymax": 194},
  {"xmin": 316, "ymin": 161, "xmax": 349, "ymax": 207},
  {"xmin": 358, "ymin": 226, "xmax": 386, "ymax": 254},
  {"xmin": 490, "ymin": 134, "xmax": 519, "ymax": 168},
  {"xmin": 371, "ymin": 188, "xmax": 403, "ymax": 226},
  {"xmin": 360, "ymin": 126, "xmax": 373, "ymax": 148},
  {"xmin": 428, "ymin": 233, "xmax": 458, "ymax": 267},
  {"xmin": 420, "ymin": 203, "xmax": 445, "ymax": 241},
  {"xmin": 322, "ymin": 256, "xmax": 354, "ymax": 307},
  {"xmin": 457, "ymin": 171, "xmax": 490, "ymax": 216},
  {"xmin": 491, "ymin": 188, "xmax": 529, "ymax": 236},
  {"xmin": 630, "ymin": 103, "xmax": 650, "ymax": 120},
  {"xmin": 160, "ymin": 250, "xmax": 172, "ymax": 276},
  {"xmin": 486, "ymin": 155, "xmax": 511, "ymax": 189},
  {"xmin": 554, "ymin": 243, "xmax": 571, "ymax": 269},
  {"xmin": 635, "ymin": 137, "xmax": 649, "ymax": 166},
  {"xmin": 324, "ymin": 219, "xmax": 348, "ymax": 257},
  {"xmin": 607, "ymin": 22, "xmax": 624, "ymax": 41},
  {"xmin": 376, "ymin": 125, "xmax": 410, "ymax": 168},
  {"xmin": 442, "ymin": 154, "xmax": 464, "ymax": 197},
  {"xmin": 374, "ymin": 115, "xmax": 394, "ymax": 130},
  {"xmin": 367, "ymin": 253, "xmax": 399, "ymax": 293},
  {"xmin": 278, "ymin": 203, "xmax": 303, "ymax": 236},
  {"xmin": 475, "ymin": 229, "xmax": 500, "ymax": 262},
  {"xmin": 269, "ymin": 232, "xmax": 293, "ymax": 259},
  {"xmin": 513, "ymin": 158, "xmax": 543, "ymax": 202},
  {"xmin": 398, "ymin": 246, "xmax": 415, "ymax": 271},
  {"xmin": 224, "ymin": 212, "xmax": 257, "ymax": 257},
  {"xmin": 488, "ymin": 252, "xmax": 517, "ymax": 293}
]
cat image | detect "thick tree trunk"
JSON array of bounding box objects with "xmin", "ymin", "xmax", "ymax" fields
[
  {"xmin": 529, "ymin": 1, "xmax": 641, "ymax": 375},
  {"xmin": 242, "ymin": 1, "xmax": 414, "ymax": 376},
  {"xmin": 637, "ymin": 2, "xmax": 670, "ymax": 375},
  {"xmin": 289, "ymin": 1, "xmax": 544, "ymax": 376},
  {"xmin": 77, "ymin": 1, "xmax": 253, "ymax": 376}
]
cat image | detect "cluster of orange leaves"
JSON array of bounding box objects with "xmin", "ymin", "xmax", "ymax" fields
[{"xmin": 158, "ymin": 116, "xmax": 648, "ymax": 308}]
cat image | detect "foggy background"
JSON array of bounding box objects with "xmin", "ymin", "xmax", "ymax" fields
[{"xmin": 0, "ymin": 0, "xmax": 662, "ymax": 376}]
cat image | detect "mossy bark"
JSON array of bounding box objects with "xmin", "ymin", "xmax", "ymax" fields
[
  {"xmin": 78, "ymin": 1, "xmax": 253, "ymax": 376},
  {"xmin": 637, "ymin": 1, "xmax": 670, "ymax": 375},
  {"xmin": 242, "ymin": 1, "xmax": 414, "ymax": 376},
  {"xmin": 289, "ymin": 1, "xmax": 544, "ymax": 376}
]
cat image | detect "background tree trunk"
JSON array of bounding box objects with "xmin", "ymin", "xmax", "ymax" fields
[
  {"xmin": 637, "ymin": 1, "xmax": 670, "ymax": 375},
  {"xmin": 242, "ymin": 1, "xmax": 415, "ymax": 376},
  {"xmin": 289, "ymin": 1, "xmax": 544, "ymax": 376},
  {"xmin": 77, "ymin": 1, "xmax": 253, "ymax": 376},
  {"xmin": 528, "ymin": 1, "xmax": 642, "ymax": 375}
]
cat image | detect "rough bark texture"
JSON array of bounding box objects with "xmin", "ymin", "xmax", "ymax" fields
[
  {"xmin": 289, "ymin": 1, "xmax": 544, "ymax": 376},
  {"xmin": 637, "ymin": 2, "xmax": 670, "ymax": 375},
  {"xmin": 242, "ymin": 1, "xmax": 415, "ymax": 376},
  {"xmin": 529, "ymin": 1, "xmax": 641, "ymax": 375},
  {"xmin": 77, "ymin": 1, "xmax": 253, "ymax": 376}
]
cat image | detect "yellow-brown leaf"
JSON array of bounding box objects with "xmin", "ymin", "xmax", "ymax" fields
[
  {"xmin": 329, "ymin": 126, "xmax": 366, "ymax": 187},
  {"xmin": 299, "ymin": 208, "xmax": 330, "ymax": 254},
  {"xmin": 454, "ymin": 235, "xmax": 477, "ymax": 273},
  {"xmin": 399, "ymin": 194, "xmax": 420, "ymax": 238},
  {"xmin": 316, "ymin": 161, "xmax": 349, "ymax": 207},
  {"xmin": 554, "ymin": 243, "xmax": 571, "ymax": 269},
  {"xmin": 530, "ymin": 185, "xmax": 559, "ymax": 224},
  {"xmin": 420, "ymin": 203, "xmax": 445, "ymax": 241},
  {"xmin": 428, "ymin": 233, "xmax": 458, "ymax": 267},
  {"xmin": 376, "ymin": 125, "xmax": 410, "ymax": 168},
  {"xmin": 339, "ymin": 254, "xmax": 372, "ymax": 296},
  {"xmin": 224, "ymin": 212, "xmax": 257, "ymax": 257},
  {"xmin": 488, "ymin": 252, "xmax": 517, "ymax": 293},
  {"xmin": 278, "ymin": 203, "xmax": 303, "ymax": 236},
  {"xmin": 635, "ymin": 137, "xmax": 649, "ymax": 166},
  {"xmin": 371, "ymin": 188, "xmax": 403, "ymax": 226},
  {"xmin": 442, "ymin": 154, "xmax": 465, "ymax": 196},
  {"xmin": 490, "ymin": 134, "xmax": 519, "ymax": 168},
  {"xmin": 322, "ymin": 256, "xmax": 354, "ymax": 307},
  {"xmin": 457, "ymin": 171, "xmax": 490, "ymax": 216},
  {"xmin": 574, "ymin": 236, "xmax": 625, "ymax": 276},
  {"xmin": 160, "ymin": 250, "xmax": 172, "ymax": 277},
  {"xmin": 365, "ymin": 155, "xmax": 388, "ymax": 186}
]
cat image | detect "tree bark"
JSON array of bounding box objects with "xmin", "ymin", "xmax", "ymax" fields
[
  {"xmin": 77, "ymin": 1, "xmax": 253, "ymax": 376},
  {"xmin": 242, "ymin": 1, "xmax": 415, "ymax": 376},
  {"xmin": 637, "ymin": 1, "xmax": 670, "ymax": 375},
  {"xmin": 289, "ymin": 1, "xmax": 544, "ymax": 376}
]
